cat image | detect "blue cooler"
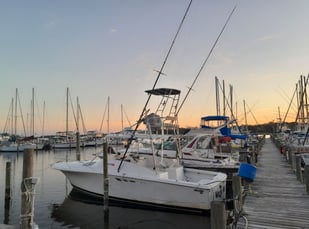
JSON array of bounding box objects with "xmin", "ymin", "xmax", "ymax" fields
[{"xmin": 238, "ymin": 163, "xmax": 256, "ymax": 181}]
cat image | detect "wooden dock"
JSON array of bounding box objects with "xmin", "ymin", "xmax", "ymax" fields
[{"xmin": 244, "ymin": 137, "xmax": 309, "ymax": 228}]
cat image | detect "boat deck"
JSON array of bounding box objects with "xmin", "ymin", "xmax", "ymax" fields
[{"xmin": 244, "ymin": 137, "xmax": 309, "ymax": 228}]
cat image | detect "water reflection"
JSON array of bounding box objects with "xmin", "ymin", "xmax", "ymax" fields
[{"xmin": 51, "ymin": 189, "xmax": 210, "ymax": 229}]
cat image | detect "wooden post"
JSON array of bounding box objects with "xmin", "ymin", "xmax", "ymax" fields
[
  {"xmin": 4, "ymin": 161, "xmax": 12, "ymax": 224},
  {"xmin": 291, "ymin": 153, "xmax": 296, "ymax": 171},
  {"xmin": 76, "ymin": 132, "xmax": 81, "ymax": 161},
  {"xmin": 5, "ymin": 161, "xmax": 12, "ymax": 201},
  {"xmin": 295, "ymin": 155, "xmax": 303, "ymax": 182},
  {"xmin": 288, "ymin": 150, "xmax": 292, "ymax": 164},
  {"xmin": 251, "ymin": 153, "xmax": 254, "ymax": 164},
  {"xmin": 21, "ymin": 148, "xmax": 34, "ymax": 229},
  {"xmin": 232, "ymin": 175, "xmax": 242, "ymax": 208},
  {"xmin": 305, "ymin": 165, "xmax": 309, "ymax": 194},
  {"xmin": 103, "ymin": 142, "xmax": 109, "ymax": 227},
  {"xmin": 210, "ymin": 201, "xmax": 226, "ymax": 229}
]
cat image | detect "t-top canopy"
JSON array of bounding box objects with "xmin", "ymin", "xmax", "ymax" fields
[
  {"xmin": 201, "ymin": 115, "xmax": 229, "ymax": 121},
  {"xmin": 145, "ymin": 88, "xmax": 181, "ymax": 96}
]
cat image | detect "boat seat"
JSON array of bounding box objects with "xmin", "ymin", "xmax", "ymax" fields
[
  {"xmin": 198, "ymin": 179, "xmax": 212, "ymax": 185},
  {"xmin": 168, "ymin": 166, "xmax": 184, "ymax": 180}
]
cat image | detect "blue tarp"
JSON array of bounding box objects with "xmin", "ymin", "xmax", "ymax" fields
[{"xmin": 220, "ymin": 126, "xmax": 247, "ymax": 140}]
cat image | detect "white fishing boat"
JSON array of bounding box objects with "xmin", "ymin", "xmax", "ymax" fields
[
  {"xmin": 52, "ymin": 156, "xmax": 226, "ymax": 212},
  {"xmin": 52, "ymin": 88, "xmax": 227, "ymax": 212}
]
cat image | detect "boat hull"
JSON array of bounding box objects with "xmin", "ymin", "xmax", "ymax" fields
[
  {"xmin": 0, "ymin": 143, "xmax": 37, "ymax": 152},
  {"xmin": 52, "ymin": 159, "xmax": 226, "ymax": 212}
]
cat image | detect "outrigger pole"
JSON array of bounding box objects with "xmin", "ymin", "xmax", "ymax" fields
[
  {"xmin": 117, "ymin": 0, "xmax": 193, "ymax": 172},
  {"xmin": 176, "ymin": 5, "xmax": 237, "ymax": 116}
]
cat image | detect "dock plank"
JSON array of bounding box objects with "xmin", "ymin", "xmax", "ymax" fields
[{"xmin": 243, "ymin": 138, "xmax": 309, "ymax": 228}]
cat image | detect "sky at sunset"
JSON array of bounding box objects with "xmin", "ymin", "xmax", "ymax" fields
[{"xmin": 0, "ymin": 0, "xmax": 308, "ymax": 136}]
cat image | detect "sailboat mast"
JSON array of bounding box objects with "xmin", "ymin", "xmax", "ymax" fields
[
  {"xmin": 10, "ymin": 98, "xmax": 13, "ymax": 135},
  {"xmin": 42, "ymin": 101, "xmax": 45, "ymax": 137},
  {"xmin": 14, "ymin": 88, "xmax": 17, "ymax": 135},
  {"xmin": 107, "ymin": 96, "xmax": 110, "ymax": 134},
  {"xmin": 278, "ymin": 106, "xmax": 281, "ymax": 125},
  {"xmin": 121, "ymin": 104, "xmax": 124, "ymax": 131},
  {"xmin": 215, "ymin": 76, "xmax": 220, "ymax": 116},
  {"xmin": 229, "ymin": 84, "xmax": 233, "ymax": 118},
  {"xmin": 223, "ymin": 79, "xmax": 226, "ymax": 116},
  {"xmin": 243, "ymin": 100, "xmax": 248, "ymax": 133},
  {"xmin": 66, "ymin": 87, "xmax": 69, "ymax": 141},
  {"xmin": 303, "ymin": 76, "xmax": 308, "ymax": 125},
  {"xmin": 76, "ymin": 97, "xmax": 81, "ymax": 160},
  {"xmin": 32, "ymin": 87, "xmax": 34, "ymax": 137},
  {"xmin": 76, "ymin": 97, "xmax": 79, "ymax": 133}
]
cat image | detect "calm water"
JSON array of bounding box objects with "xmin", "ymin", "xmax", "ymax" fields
[{"xmin": 0, "ymin": 147, "xmax": 210, "ymax": 229}]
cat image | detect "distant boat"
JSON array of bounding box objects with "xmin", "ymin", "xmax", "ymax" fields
[
  {"xmin": 51, "ymin": 131, "xmax": 77, "ymax": 149},
  {"xmin": 200, "ymin": 115, "xmax": 247, "ymax": 140},
  {"xmin": 0, "ymin": 135, "xmax": 51, "ymax": 152},
  {"xmin": 115, "ymin": 132, "xmax": 239, "ymax": 173},
  {"xmin": 0, "ymin": 88, "xmax": 53, "ymax": 152},
  {"xmin": 0, "ymin": 140, "xmax": 36, "ymax": 152}
]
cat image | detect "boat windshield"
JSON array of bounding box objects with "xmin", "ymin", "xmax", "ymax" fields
[{"xmin": 155, "ymin": 141, "xmax": 177, "ymax": 151}]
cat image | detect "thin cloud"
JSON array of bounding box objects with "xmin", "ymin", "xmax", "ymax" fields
[
  {"xmin": 43, "ymin": 19, "xmax": 58, "ymax": 29},
  {"xmin": 256, "ymin": 35, "xmax": 274, "ymax": 42}
]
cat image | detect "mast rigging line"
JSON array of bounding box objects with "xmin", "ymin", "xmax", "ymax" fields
[
  {"xmin": 295, "ymin": 74, "xmax": 309, "ymax": 124},
  {"xmin": 279, "ymin": 85, "xmax": 297, "ymax": 132},
  {"xmin": 17, "ymin": 91, "xmax": 27, "ymax": 136},
  {"xmin": 176, "ymin": 4, "xmax": 237, "ymax": 116},
  {"xmin": 117, "ymin": 0, "xmax": 193, "ymax": 172},
  {"xmin": 99, "ymin": 97, "xmax": 109, "ymax": 133},
  {"xmin": 3, "ymin": 98, "xmax": 13, "ymax": 134}
]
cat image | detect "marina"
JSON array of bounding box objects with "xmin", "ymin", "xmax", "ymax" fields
[
  {"xmin": 1, "ymin": 1, "xmax": 309, "ymax": 229},
  {"xmin": 2, "ymin": 134, "xmax": 309, "ymax": 228}
]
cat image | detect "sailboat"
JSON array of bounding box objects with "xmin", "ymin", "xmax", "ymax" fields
[{"xmin": 0, "ymin": 88, "xmax": 37, "ymax": 152}]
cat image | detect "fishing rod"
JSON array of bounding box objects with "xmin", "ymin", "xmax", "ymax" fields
[
  {"xmin": 176, "ymin": 4, "xmax": 237, "ymax": 116},
  {"xmin": 117, "ymin": 0, "xmax": 193, "ymax": 172}
]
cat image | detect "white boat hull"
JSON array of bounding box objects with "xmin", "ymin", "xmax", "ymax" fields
[
  {"xmin": 52, "ymin": 159, "xmax": 226, "ymax": 211},
  {"xmin": 0, "ymin": 143, "xmax": 37, "ymax": 152}
]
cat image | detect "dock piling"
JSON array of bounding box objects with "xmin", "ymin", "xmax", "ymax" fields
[
  {"xmin": 103, "ymin": 142, "xmax": 109, "ymax": 228},
  {"xmin": 232, "ymin": 175, "xmax": 242, "ymax": 208},
  {"xmin": 295, "ymin": 155, "xmax": 303, "ymax": 182},
  {"xmin": 4, "ymin": 161, "xmax": 12, "ymax": 224},
  {"xmin": 210, "ymin": 201, "xmax": 226, "ymax": 229},
  {"xmin": 305, "ymin": 165, "xmax": 309, "ymax": 194},
  {"xmin": 76, "ymin": 132, "xmax": 81, "ymax": 161},
  {"xmin": 20, "ymin": 148, "xmax": 38, "ymax": 229}
]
